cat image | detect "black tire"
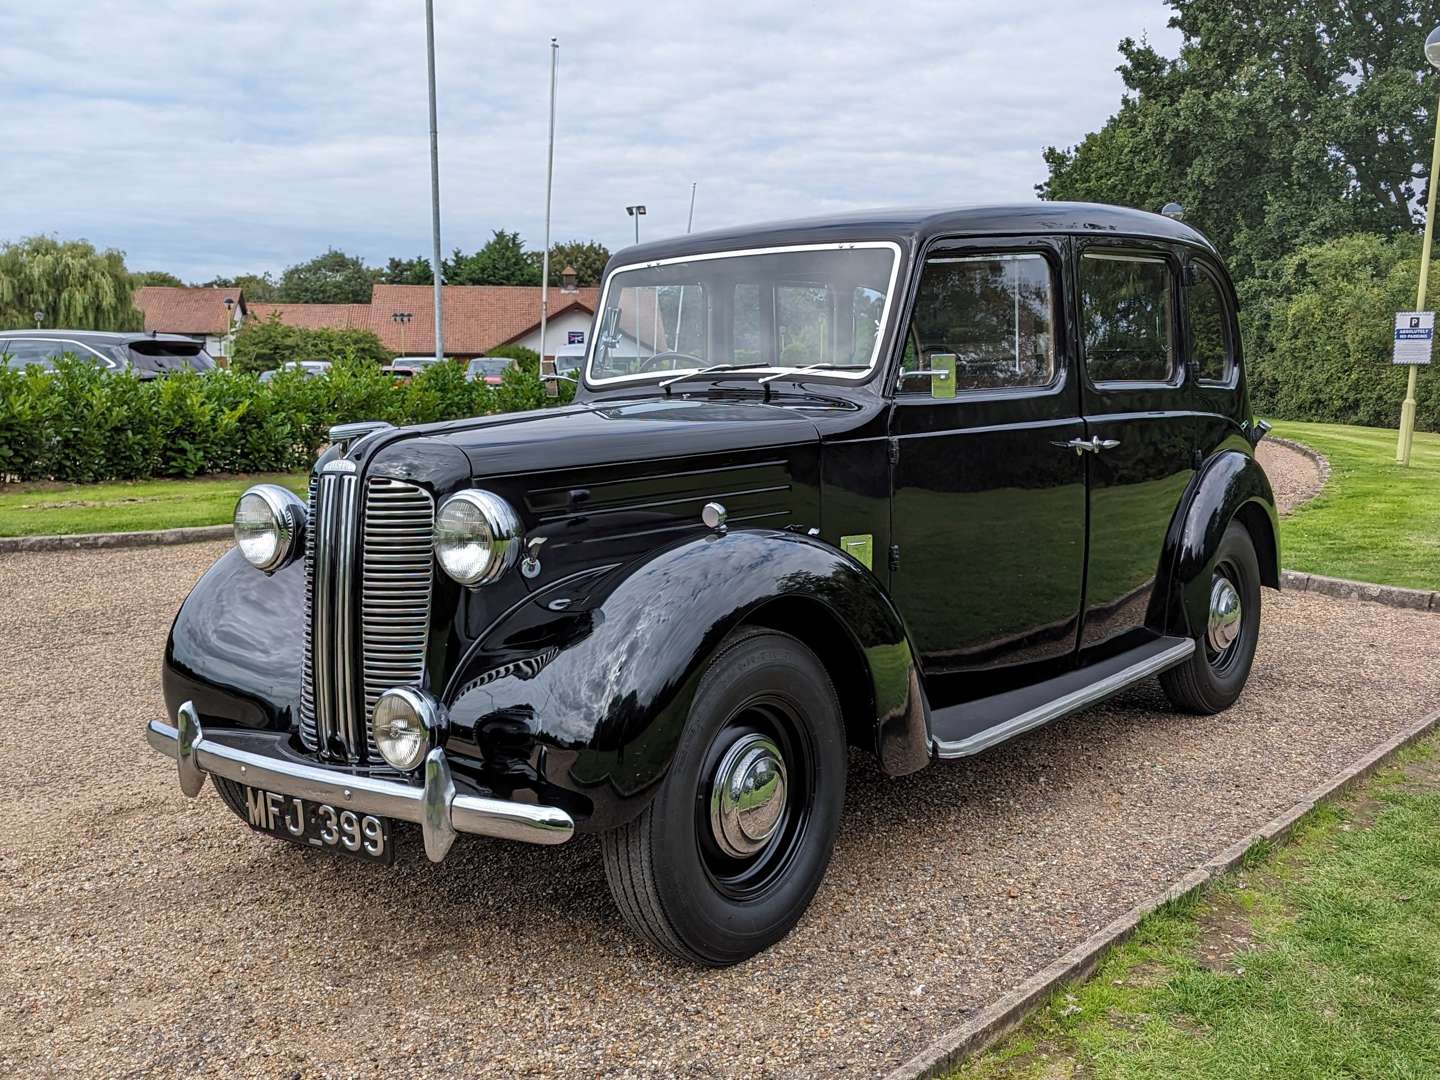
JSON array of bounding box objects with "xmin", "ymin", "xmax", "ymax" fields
[
  {"xmin": 601, "ymin": 629, "xmax": 847, "ymax": 966},
  {"xmin": 1161, "ymin": 521, "xmax": 1262, "ymax": 714},
  {"xmin": 213, "ymin": 775, "xmax": 257, "ymax": 823}
]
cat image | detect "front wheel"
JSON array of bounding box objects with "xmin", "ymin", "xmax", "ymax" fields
[
  {"xmin": 1161, "ymin": 521, "xmax": 1262, "ymax": 714},
  {"xmin": 601, "ymin": 629, "xmax": 846, "ymax": 966}
]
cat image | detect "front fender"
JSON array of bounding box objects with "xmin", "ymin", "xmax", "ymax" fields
[
  {"xmin": 1156, "ymin": 450, "xmax": 1280, "ymax": 639},
  {"xmin": 162, "ymin": 547, "xmax": 305, "ymax": 731},
  {"xmin": 442, "ymin": 528, "xmax": 926, "ymax": 832}
]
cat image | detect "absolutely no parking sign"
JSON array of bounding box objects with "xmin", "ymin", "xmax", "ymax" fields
[{"xmin": 1393, "ymin": 311, "xmax": 1434, "ymax": 365}]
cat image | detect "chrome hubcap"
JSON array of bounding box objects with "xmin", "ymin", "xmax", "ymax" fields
[
  {"xmin": 1207, "ymin": 575, "xmax": 1243, "ymax": 654},
  {"xmin": 709, "ymin": 733, "xmax": 788, "ymax": 859}
]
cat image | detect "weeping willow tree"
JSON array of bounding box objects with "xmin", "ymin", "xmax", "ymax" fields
[{"xmin": 0, "ymin": 235, "xmax": 144, "ymax": 331}]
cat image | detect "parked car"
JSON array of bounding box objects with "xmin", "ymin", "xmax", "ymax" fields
[
  {"xmin": 259, "ymin": 360, "xmax": 331, "ymax": 383},
  {"xmin": 0, "ymin": 330, "xmax": 215, "ymax": 378},
  {"xmin": 466, "ymin": 356, "xmax": 516, "ymax": 385},
  {"xmin": 147, "ymin": 203, "xmax": 1278, "ymax": 966}
]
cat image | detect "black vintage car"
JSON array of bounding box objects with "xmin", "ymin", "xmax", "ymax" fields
[{"xmin": 149, "ymin": 203, "xmax": 1278, "ymax": 966}]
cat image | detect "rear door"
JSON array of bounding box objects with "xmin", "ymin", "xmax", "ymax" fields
[
  {"xmin": 1074, "ymin": 241, "xmax": 1198, "ymax": 651},
  {"xmin": 889, "ymin": 237, "xmax": 1087, "ymax": 696}
]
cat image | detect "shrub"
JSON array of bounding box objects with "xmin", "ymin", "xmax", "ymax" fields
[
  {"xmin": 0, "ymin": 351, "xmax": 572, "ymax": 484},
  {"xmin": 1245, "ymin": 233, "xmax": 1440, "ymax": 431}
]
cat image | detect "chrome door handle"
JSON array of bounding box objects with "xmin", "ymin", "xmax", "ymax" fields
[{"xmin": 1055, "ymin": 436, "xmax": 1121, "ymax": 455}]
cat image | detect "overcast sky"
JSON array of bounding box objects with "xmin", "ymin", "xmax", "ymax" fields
[{"xmin": 0, "ymin": 1, "xmax": 1180, "ymax": 282}]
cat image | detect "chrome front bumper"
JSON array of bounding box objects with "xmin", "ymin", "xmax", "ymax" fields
[{"xmin": 146, "ymin": 701, "xmax": 574, "ymax": 862}]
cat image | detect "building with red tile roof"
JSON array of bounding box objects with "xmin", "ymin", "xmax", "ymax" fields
[{"xmin": 132, "ymin": 286, "xmax": 245, "ymax": 358}]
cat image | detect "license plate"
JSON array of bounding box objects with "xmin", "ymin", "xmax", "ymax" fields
[{"xmin": 240, "ymin": 786, "xmax": 394, "ymax": 864}]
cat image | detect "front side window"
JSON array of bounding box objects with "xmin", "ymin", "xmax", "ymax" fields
[
  {"xmin": 1080, "ymin": 252, "xmax": 1175, "ymax": 384},
  {"xmin": 587, "ymin": 243, "xmax": 900, "ymax": 384},
  {"xmin": 1186, "ymin": 267, "xmax": 1235, "ymax": 384},
  {"xmin": 902, "ymin": 252, "xmax": 1057, "ymax": 392}
]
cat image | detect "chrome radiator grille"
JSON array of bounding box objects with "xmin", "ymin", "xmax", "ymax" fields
[
  {"xmin": 299, "ymin": 469, "xmax": 435, "ymax": 763},
  {"xmin": 359, "ymin": 477, "xmax": 436, "ymax": 761}
]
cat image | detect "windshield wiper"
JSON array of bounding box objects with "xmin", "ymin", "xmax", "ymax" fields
[
  {"xmin": 755, "ymin": 362, "xmax": 866, "ymax": 385},
  {"xmin": 658, "ymin": 363, "xmax": 770, "ymax": 390}
]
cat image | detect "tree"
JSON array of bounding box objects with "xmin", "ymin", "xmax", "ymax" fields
[
  {"xmin": 378, "ymin": 255, "xmax": 433, "ymax": 285},
  {"xmin": 445, "ymin": 230, "xmax": 540, "ymax": 286},
  {"xmin": 0, "ymin": 235, "xmax": 143, "ymax": 331},
  {"xmin": 530, "ymin": 240, "xmax": 611, "ymax": 286},
  {"xmin": 1039, "ymin": 0, "xmax": 1438, "ymax": 277},
  {"xmin": 201, "ymin": 272, "xmax": 279, "ymax": 302},
  {"xmin": 231, "ymin": 312, "xmax": 390, "ymax": 373},
  {"xmin": 131, "ymin": 270, "xmax": 185, "ymax": 288},
  {"xmin": 275, "ymin": 249, "xmax": 377, "ymax": 303}
]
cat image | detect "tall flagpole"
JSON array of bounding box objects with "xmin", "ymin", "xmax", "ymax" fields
[
  {"xmin": 539, "ymin": 37, "xmax": 559, "ymax": 373},
  {"xmin": 426, "ymin": 0, "xmax": 444, "ymax": 363}
]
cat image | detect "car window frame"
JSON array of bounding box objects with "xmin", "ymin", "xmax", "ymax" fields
[
  {"xmin": 889, "ymin": 237, "xmax": 1070, "ymax": 405},
  {"xmin": 1074, "ymin": 241, "xmax": 1184, "ymax": 393},
  {"xmin": 1183, "ymin": 256, "xmax": 1240, "ymax": 389}
]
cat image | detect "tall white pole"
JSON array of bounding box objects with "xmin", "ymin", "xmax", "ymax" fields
[
  {"xmin": 539, "ymin": 37, "xmax": 558, "ymax": 370},
  {"xmin": 425, "ymin": 0, "xmax": 444, "ymax": 364},
  {"xmin": 686, "ymin": 181, "xmax": 696, "ymax": 233}
]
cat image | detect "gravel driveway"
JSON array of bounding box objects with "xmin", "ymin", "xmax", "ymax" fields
[{"xmin": 3, "ymin": 543, "xmax": 1438, "ymax": 1079}]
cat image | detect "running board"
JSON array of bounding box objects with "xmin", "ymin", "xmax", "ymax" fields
[{"xmin": 930, "ymin": 636, "xmax": 1195, "ymax": 759}]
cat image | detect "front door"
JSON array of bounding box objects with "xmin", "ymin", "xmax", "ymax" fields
[
  {"xmin": 889, "ymin": 238, "xmax": 1087, "ymax": 703},
  {"xmin": 1073, "ymin": 242, "xmax": 1198, "ymax": 651}
]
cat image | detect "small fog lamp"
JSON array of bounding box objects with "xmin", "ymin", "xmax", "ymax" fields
[{"xmin": 371, "ymin": 687, "xmax": 442, "ymax": 771}]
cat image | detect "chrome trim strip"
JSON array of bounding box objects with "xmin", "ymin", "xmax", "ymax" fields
[
  {"xmin": 146, "ymin": 711, "xmax": 575, "ymax": 856},
  {"xmin": 334, "ymin": 478, "xmax": 360, "ymax": 758},
  {"xmin": 932, "ymin": 639, "xmax": 1196, "ymax": 759}
]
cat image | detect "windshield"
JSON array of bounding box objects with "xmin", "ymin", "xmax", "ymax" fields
[
  {"xmin": 468, "ymin": 358, "xmax": 511, "ymax": 375},
  {"xmin": 127, "ymin": 340, "xmax": 215, "ymax": 374},
  {"xmin": 585, "ymin": 242, "xmax": 901, "ymax": 386}
]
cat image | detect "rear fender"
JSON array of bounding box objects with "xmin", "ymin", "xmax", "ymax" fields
[
  {"xmin": 442, "ymin": 528, "xmax": 928, "ymax": 832},
  {"xmin": 1154, "ymin": 450, "xmax": 1281, "ymax": 638}
]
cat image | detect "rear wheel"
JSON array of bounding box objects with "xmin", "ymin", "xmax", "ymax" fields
[
  {"xmin": 601, "ymin": 629, "xmax": 846, "ymax": 966},
  {"xmin": 1161, "ymin": 521, "xmax": 1262, "ymax": 714}
]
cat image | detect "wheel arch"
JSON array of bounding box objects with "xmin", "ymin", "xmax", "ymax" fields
[
  {"xmin": 1154, "ymin": 448, "xmax": 1281, "ymax": 640},
  {"xmin": 443, "ymin": 529, "xmax": 930, "ymax": 833}
]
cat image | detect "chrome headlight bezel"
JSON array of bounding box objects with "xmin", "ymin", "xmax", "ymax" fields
[
  {"xmin": 371, "ymin": 686, "xmax": 444, "ymax": 771},
  {"xmin": 233, "ymin": 483, "xmax": 306, "ymax": 574},
  {"xmin": 434, "ymin": 489, "xmax": 523, "ymax": 586}
]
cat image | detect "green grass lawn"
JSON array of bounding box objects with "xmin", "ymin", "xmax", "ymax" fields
[
  {"xmin": 0, "ymin": 473, "xmax": 308, "ymax": 536},
  {"xmin": 951, "ymin": 735, "xmax": 1440, "ymax": 1080},
  {"xmin": 1269, "ymin": 420, "xmax": 1440, "ymax": 593}
]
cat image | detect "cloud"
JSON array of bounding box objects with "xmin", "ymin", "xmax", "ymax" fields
[{"xmin": 0, "ymin": 0, "xmax": 1180, "ymax": 279}]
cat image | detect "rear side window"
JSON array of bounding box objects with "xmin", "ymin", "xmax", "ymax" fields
[
  {"xmin": 1186, "ymin": 267, "xmax": 1235, "ymax": 384},
  {"xmin": 1080, "ymin": 252, "xmax": 1175, "ymax": 384},
  {"xmin": 0, "ymin": 339, "xmax": 106, "ymax": 369},
  {"xmin": 903, "ymin": 253, "xmax": 1057, "ymax": 392}
]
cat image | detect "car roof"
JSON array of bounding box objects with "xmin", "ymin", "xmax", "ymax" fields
[
  {"xmin": 608, "ymin": 201, "xmax": 1218, "ymax": 268},
  {"xmin": 0, "ymin": 329, "xmax": 202, "ymax": 345}
]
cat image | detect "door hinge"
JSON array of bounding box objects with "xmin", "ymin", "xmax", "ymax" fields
[
  {"xmin": 888, "ymin": 544, "xmax": 901, "ymax": 571},
  {"xmin": 887, "ymin": 439, "xmax": 900, "ymax": 465}
]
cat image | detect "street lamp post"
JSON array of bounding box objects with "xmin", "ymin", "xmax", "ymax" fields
[
  {"xmin": 33, "ymin": 310, "xmax": 44, "ymax": 329},
  {"xmin": 1398, "ymin": 26, "xmax": 1440, "ymax": 466},
  {"xmin": 425, "ymin": 0, "xmax": 445, "ymax": 365},
  {"xmin": 223, "ymin": 296, "xmax": 236, "ymax": 362},
  {"xmin": 539, "ymin": 37, "xmax": 559, "ymax": 375},
  {"xmin": 626, "ymin": 204, "xmax": 646, "ymax": 246},
  {"xmin": 391, "ymin": 311, "xmax": 413, "ymax": 356}
]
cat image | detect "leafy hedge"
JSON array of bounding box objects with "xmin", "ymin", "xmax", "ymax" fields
[
  {"xmin": 1244, "ymin": 233, "xmax": 1440, "ymax": 432},
  {"xmin": 0, "ymin": 356, "xmax": 573, "ymax": 484}
]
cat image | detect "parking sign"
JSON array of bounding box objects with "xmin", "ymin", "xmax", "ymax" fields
[{"xmin": 1393, "ymin": 312, "xmax": 1434, "ymax": 365}]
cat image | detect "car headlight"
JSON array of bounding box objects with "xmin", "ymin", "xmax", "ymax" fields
[
  {"xmin": 371, "ymin": 687, "xmax": 442, "ymax": 771},
  {"xmin": 434, "ymin": 489, "xmax": 522, "ymax": 586},
  {"xmin": 233, "ymin": 484, "xmax": 306, "ymax": 573}
]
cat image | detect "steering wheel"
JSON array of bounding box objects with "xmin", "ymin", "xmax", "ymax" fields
[{"xmin": 637, "ymin": 351, "xmax": 706, "ymax": 372}]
